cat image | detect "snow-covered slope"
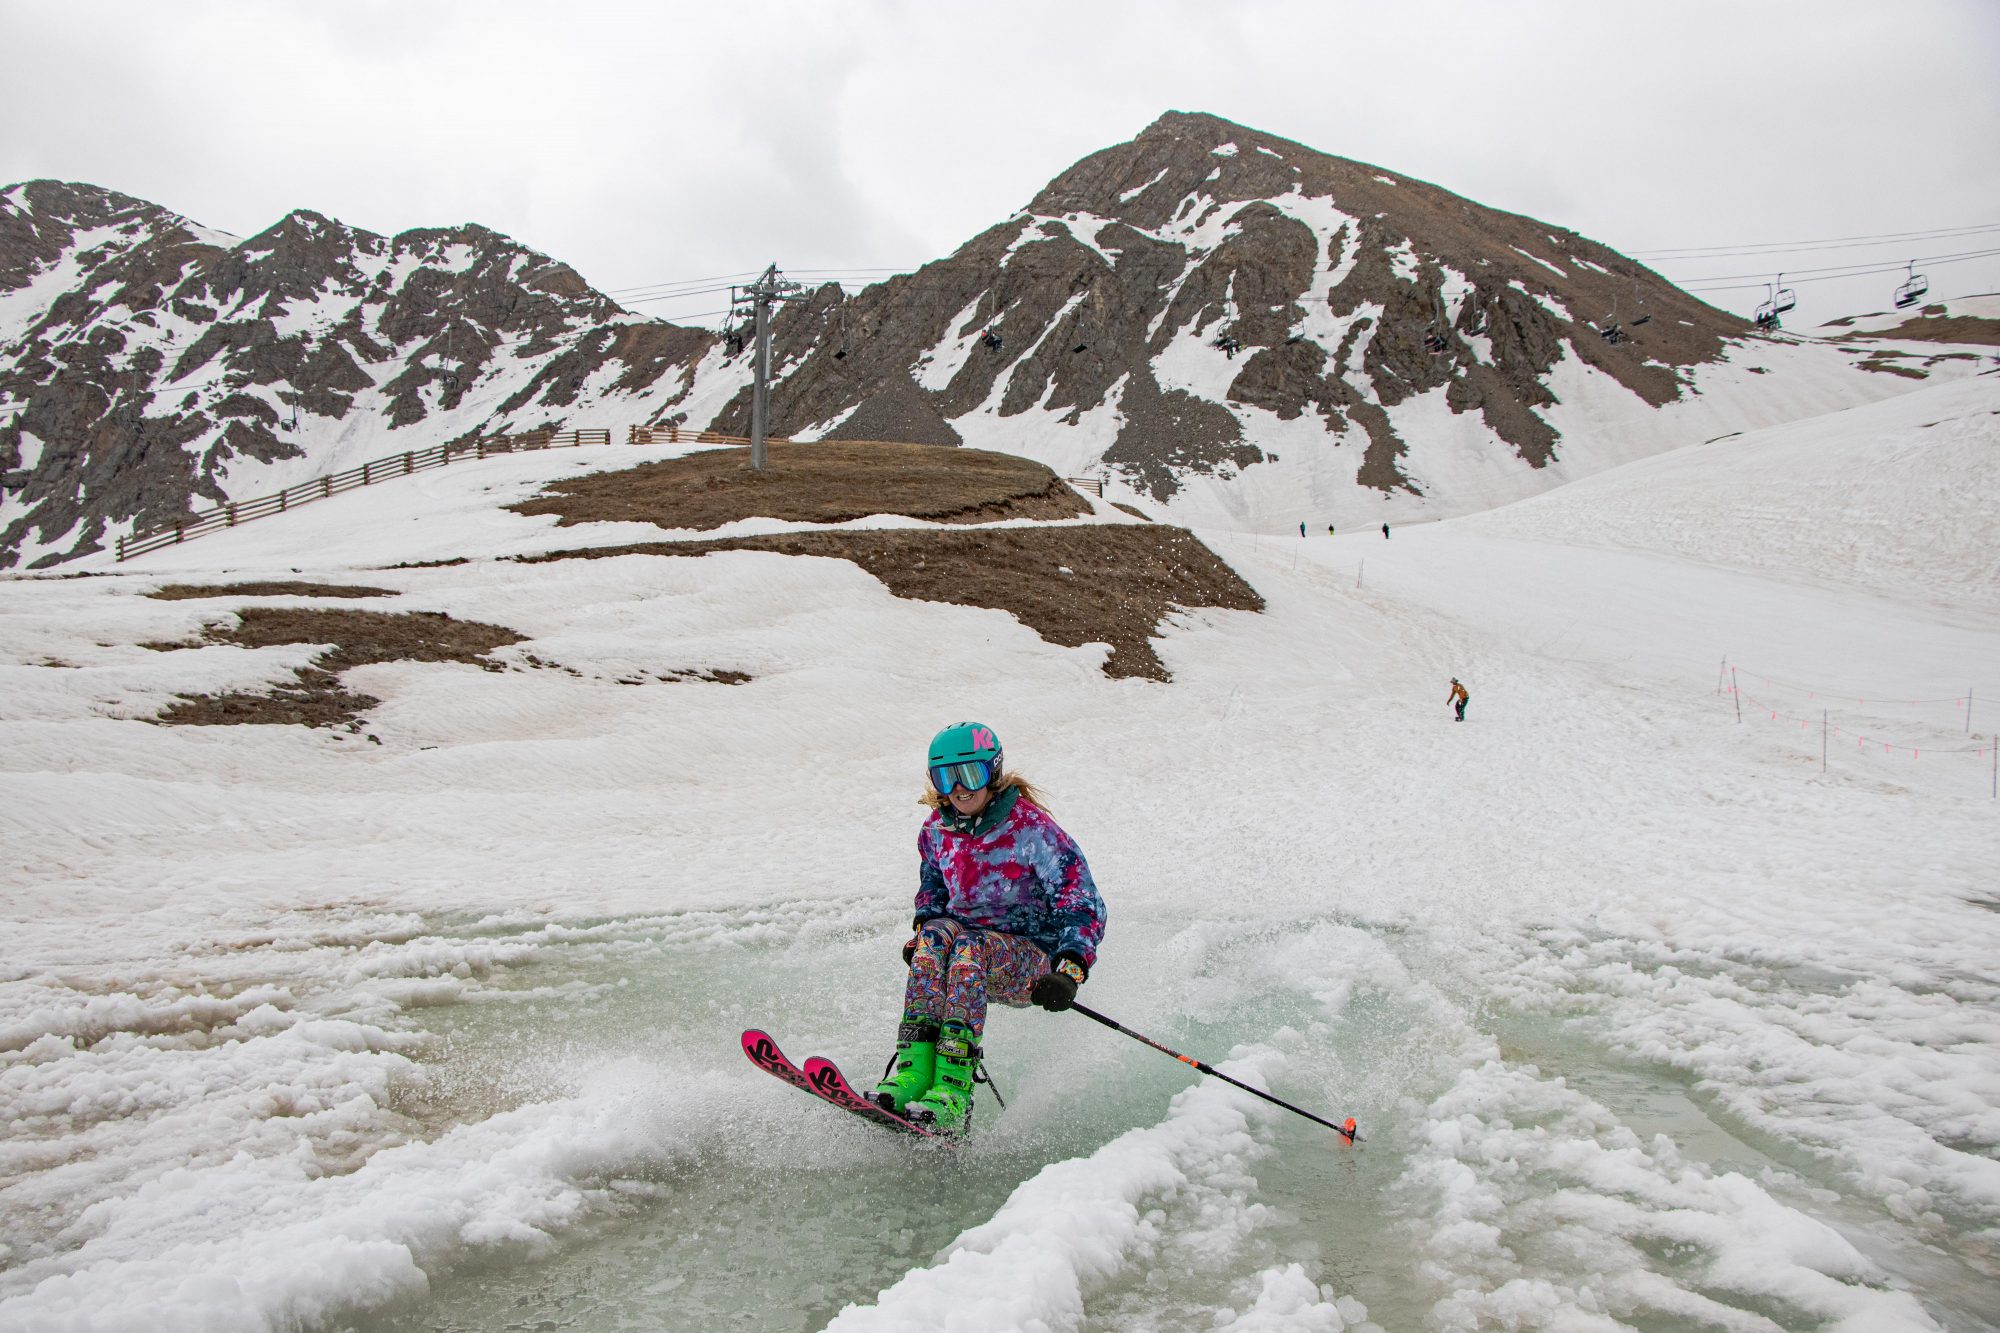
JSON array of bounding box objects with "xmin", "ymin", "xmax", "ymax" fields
[{"xmin": 1, "ymin": 361, "xmax": 1996, "ymax": 1329}]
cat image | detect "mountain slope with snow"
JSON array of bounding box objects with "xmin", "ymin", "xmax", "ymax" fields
[
  {"xmin": 10, "ymin": 116, "xmax": 1994, "ymax": 572},
  {"xmin": 0, "ymin": 180, "xmax": 724, "ymax": 568}
]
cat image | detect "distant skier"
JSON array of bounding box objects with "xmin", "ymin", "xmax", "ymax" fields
[
  {"xmin": 1382, "ymin": 523, "xmax": 1391, "ymax": 539},
  {"xmin": 870, "ymin": 722, "xmax": 1107, "ymax": 1135},
  {"xmin": 1328, "ymin": 523, "xmax": 1335, "ymax": 537},
  {"xmin": 1448, "ymin": 677, "xmax": 1469, "ymax": 722},
  {"xmin": 1299, "ymin": 521, "xmax": 1306, "ymax": 538}
]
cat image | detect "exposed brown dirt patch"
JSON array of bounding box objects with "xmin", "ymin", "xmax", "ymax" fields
[
  {"xmin": 521, "ymin": 524, "xmax": 1262, "ymax": 681},
  {"xmin": 148, "ymin": 581, "xmax": 395, "ymax": 600},
  {"xmin": 153, "ymin": 608, "xmax": 525, "ymax": 728},
  {"xmin": 1840, "ymin": 316, "xmax": 2000, "ymax": 346},
  {"xmin": 508, "ymin": 441, "xmax": 1091, "ymax": 532}
]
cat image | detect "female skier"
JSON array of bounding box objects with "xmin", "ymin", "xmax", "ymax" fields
[{"xmin": 870, "ymin": 721, "xmax": 1107, "ymax": 1134}]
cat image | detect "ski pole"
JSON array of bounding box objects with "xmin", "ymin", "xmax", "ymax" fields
[{"xmin": 1067, "ymin": 1001, "xmax": 1359, "ymax": 1143}]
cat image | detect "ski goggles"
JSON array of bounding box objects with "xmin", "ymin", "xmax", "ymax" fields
[{"xmin": 929, "ymin": 760, "xmax": 994, "ymax": 795}]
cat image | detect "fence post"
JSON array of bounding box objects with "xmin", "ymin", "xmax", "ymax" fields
[
  {"xmin": 1968, "ymin": 687, "xmax": 1975, "ymax": 735},
  {"xmin": 404, "ymin": 452, "xmax": 413, "ymax": 474},
  {"xmin": 477, "ymin": 437, "xmax": 486, "ymax": 459},
  {"xmin": 279, "ymin": 490, "xmax": 287, "ymax": 511},
  {"xmin": 227, "ymin": 504, "xmax": 237, "ymax": 527},
  {"xmin": 1732, "ymin": 668, "xmax": 1742, "ymax": 724},
  {"xmin": 117, "ymin": 534, "xmax": 125, "ymax": 561},
  {"xmin": 176, "ymin": 522, "xmax": 185, "ymax": 544},
  {"xmin": 322, "ymin": 476, "xmax": 331, "ymax": 498}
]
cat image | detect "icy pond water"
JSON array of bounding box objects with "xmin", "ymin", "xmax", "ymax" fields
[{"xmin": 322, "ymin": 904, "xmax": 1995, "ymax": 1333}]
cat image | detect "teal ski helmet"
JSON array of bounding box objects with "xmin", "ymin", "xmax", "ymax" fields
[{"xmin": 928, "ymin": 721, "xmax": 1003, "ymax": 795}]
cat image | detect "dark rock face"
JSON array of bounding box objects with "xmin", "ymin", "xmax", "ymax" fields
[
  {"xmin": 0, "ymin": 182, "xmax": 715, "ymax": 567},
  {"xmin": 726, "ymin": 110, "xmax": 1743, "ymax": 503}
]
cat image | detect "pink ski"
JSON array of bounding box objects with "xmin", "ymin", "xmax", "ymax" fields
[{"xmin": 740, "ymin": 1029, "xmax": 940, "ymax": 1138}]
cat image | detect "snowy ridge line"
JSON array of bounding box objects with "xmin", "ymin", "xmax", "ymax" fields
[
  {"xmin": 117, "ymin": 427, "xmax": 613, "ymax": 562},
  {"xmin": 1721, "ymin": 661, "xmax": 1979, "ymax": 709}
]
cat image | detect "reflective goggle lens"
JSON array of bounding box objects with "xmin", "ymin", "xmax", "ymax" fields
[{"xmin": 929, "ymin": 760, "xmax": 993, "ymax": 794}]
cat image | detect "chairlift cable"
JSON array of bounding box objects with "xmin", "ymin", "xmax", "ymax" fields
[
  {"xmin": 604, "ymin": 269, "xmax": 768, "ymax": 295},
  {"xmin": 1676, "ymin": 246, "xmax": 2000, "ymax": 289},
  {"xmin": 1630, "ymin": 221, "xmax": 2000, "ymax": 260}
]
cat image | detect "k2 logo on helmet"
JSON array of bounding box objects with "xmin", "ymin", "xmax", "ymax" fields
[{"xmin": 971, "ymin": 728, "xmax": 996, "ymax": 751}]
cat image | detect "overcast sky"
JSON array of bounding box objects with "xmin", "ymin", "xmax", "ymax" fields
[{"xmin": 5, "ymin": 0, "xmax": 1997, "ymax": 332}]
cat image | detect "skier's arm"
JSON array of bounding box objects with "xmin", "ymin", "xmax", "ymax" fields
[{"xmin": 1042, "ymin": 826, "xmax": 1106, "ymax": 969}]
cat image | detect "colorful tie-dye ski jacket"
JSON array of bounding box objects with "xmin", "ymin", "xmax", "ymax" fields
[{"xmin": 914, "ymin": 790, "xmax": 1106, "ymax": 969}]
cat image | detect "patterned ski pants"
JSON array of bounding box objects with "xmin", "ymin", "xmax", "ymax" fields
[{"xmin": 902, "ymin": 917, "xmax": 1049, "ymax": 1037}]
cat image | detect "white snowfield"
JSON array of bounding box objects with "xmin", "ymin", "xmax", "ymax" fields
[{"xmin": 1, "ymin": 356, "xmax": 1997, "ymax": 1332}]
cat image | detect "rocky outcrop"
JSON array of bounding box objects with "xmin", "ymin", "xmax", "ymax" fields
[
  {"xmin": 0, "ymin": 183, "xmax": 715, "ymax": 567},
  {"xmin": 711, "ymin": 111, "xmax": 1743, "ymax": 503}
]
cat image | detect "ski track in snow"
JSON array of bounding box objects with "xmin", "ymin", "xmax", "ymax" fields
[{"xmin": 1, "ymin": 371, "xmax": 1998, "ymax": 1331}]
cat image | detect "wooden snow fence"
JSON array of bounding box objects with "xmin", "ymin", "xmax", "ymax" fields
[
  {"xmin": 115, "ymin": 424, "xmax": 1113, "ymax": 562},
  {"xmin": 116, "ymin": 428, "xmax": 613, "ymax": 561}
]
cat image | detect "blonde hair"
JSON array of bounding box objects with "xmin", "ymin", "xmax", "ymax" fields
[{"xmin": 920, "ymin": 771, "xmax": 1050, "ymax": 812}]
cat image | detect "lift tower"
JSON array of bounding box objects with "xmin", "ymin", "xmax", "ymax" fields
[{"xmin": 730, "ymin": 266, "xmax": 805, "ymax": 471}]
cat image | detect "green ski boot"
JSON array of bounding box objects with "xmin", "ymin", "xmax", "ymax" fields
[
  {"xmin": 870, "ymin": 1019, "xmax": 938, "ymax": 1114},
  {"xmin": 904, "ymin": 1022, "xmax": 978, "ymax": 1135}
]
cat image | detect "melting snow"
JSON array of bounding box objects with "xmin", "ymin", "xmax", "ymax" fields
[
  {"xmin": 1511, "ymin": 245, "xmax": 1568, "ymax": 278},
  {"xmin": 1118, "ymin": 168, "xmax": 1170, "ymax": 203}
]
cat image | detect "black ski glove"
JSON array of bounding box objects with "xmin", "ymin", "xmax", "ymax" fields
[
  {"xmin": 1031, "ymin": 955, "xmax": 1088, "ymax": 1011},
  {"xmin": 902, "ymin": 935, "xmax": 918, "ymax": 966}
]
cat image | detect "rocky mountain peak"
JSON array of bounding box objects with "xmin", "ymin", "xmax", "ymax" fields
[
  {"xmin": 0, "ymin": 181, "xmax": 697, "ymax": 566},
  {"xmin": 722, "ymin": 111, "xmax": 1743, "ymax": 503}
]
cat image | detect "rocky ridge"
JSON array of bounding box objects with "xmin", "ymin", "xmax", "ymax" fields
[
  {"xmin": 0, "ymin": 181, "xmax": 712, "ymax": 566},
  {"xmin": 733, "ymin": 111, "xmax": 1749, "ymax": 502},
  {"xmin": 3, "ymin": 114, "xmax": 1799, "ymax": 568}
]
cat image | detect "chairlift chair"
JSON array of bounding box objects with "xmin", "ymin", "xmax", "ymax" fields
[
  {"xmin": 1893, "ymin": 261, "xmax": 1929, "ymax": 310},
  {"xmin": 982, "ymin": 328, "xmax": 1003, "ymax": 351},
  {"xmin": 1753, "ymin": 283, "xmax": 1780, "ymax": 331},
  {"xmin": 1422, "ymin": 287, "xmax": 1452, "ymax": 355},
  {"xmin": 1771, "ymin": 273, "xmax": 1797, "ymax": 316}
]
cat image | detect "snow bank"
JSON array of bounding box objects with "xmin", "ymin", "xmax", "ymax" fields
[{"xmin": 825, "ymin": 1047, "xmax": 1376, "ymax": 1333}]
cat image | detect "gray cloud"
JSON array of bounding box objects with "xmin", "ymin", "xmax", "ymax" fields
[{"xmin": 4, "ymin": 0, "xmax": 1996, "ymax": 331}]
